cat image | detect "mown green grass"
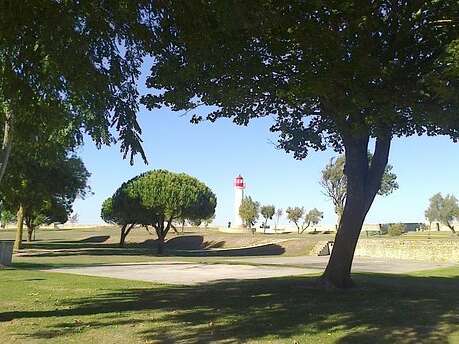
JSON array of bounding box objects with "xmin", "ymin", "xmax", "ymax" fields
[
  {"xmin": 1, "ymin": 227, "xmax": 458, "ymax": 343},
  {"xmin": 1, "ymin": 266, "xmax": 458, "ymax": 343}
]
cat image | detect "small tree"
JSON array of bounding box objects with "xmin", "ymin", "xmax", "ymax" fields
[
  {"xmin": 320, "ymin": 155, "xmax": 398, "ymax": 225},
  {"xmin": 68, "ymin": 213, "xmax": 79, "ymax": 224},
  {"xmin": 286, "ymin": 207, "xmax": 304, "ymax": 233},
  {"xmin": 304, "ymin": 208, "xmax": 324, "ymax": 233},
  {"xmin": 274, "ymin": 208, "xmax": 283, "ymax": 231},
  {"xmin": 425, "ymin": 193, "xmax": 459, "ymax": 234},
  {"xmin": 1, "ymin": 153, "xmax": 90, "ymax": 248},
  {"xmin": 102, "ymin": 170, "xmax": 217, "ymax": 252},
  {"xmin": 260, "ymin": 205, "xmax": 275, "ymax": 233},
  {"xmin": 287, "ymin": 207, "xmax": 324, "ymax": 234},
  {"xmin": 0, "ymin": 209, "xmax": 15, "ymax": 229},
  {"xmin": 239, "ymin": 196, "xmax": 259, "ymax": 234},
  {"xmin": 24, "ymin": 200, "xmax": 68, "ymax": 241}
]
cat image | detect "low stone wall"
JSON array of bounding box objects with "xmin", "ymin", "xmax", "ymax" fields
[{"xmin": 355, "ymin": 239, "xmax": 459, "ymax": 263}]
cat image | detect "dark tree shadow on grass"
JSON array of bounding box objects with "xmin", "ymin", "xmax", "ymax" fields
[
  {"xmin": 18, "ymin": 236, "xmax": 285, "ymax": 259},
  {"xmin": 2, "ymin": 272, "xmax": 458, "ymax": 343}
]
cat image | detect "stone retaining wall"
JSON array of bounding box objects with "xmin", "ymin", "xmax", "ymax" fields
[{"xmin": 355, "ymin": 239, "xmax": 459, "ymax": 263}]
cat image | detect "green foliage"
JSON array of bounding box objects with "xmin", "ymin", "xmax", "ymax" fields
[
  {"xmin": 304, "ymin": 208, "xmax": 324, "ymax": 231},
  {"xmin": 103, "ymin": 170, "xmax": 217, "ymax": 249},
  {"xmin": 0, "ymin": 1, "xmax": 154, "ymax": 176},
  {"xmin": 25, "ymin": 200, "xmax": 68, "ymax": 232},
  {"xmin": 287, "ymin": 207, "xmax": 323, "ymax": 234},
  {"xmin": 143, "ymin": 2, "xmax": 459, "ymax": 155},
  {"xmin": 260, "ymin": 205, "xmax": 275, "ymax": 228},
  {"xmin": 239, "ymin": 196, "xmax": 259, "ymax": 231},
  {"xmin": 188, "ymin": 218, "xmax": 202, "ymax": 227},
  {"xmin": 387, "ymin": 223, "xmax": 406, "ymax": 237},
  {"xmin": 101, "ymin": 198, "xmax": 120, "ymax": 225},
  {"xmin": 425, "ymin": 193, "xmax": 459, "ymax": 233},
  {"xmin": 0, "ymin": 208, "xmax": 14, "ymax": 228},
  {"xmin": 203, "ymin": 214, "xmax": 216, "ymax": 228},
  {"xmin": 286, "ymin": 207, "xmax": 304, "ymax": 232},
  {"xmin": 320, "ymin": 158, "xmax": 347, "ymax": 219},
  {"xmin": 0, "ymin": 148, "xmax": 90, "ymax": 239},
  {"xmin": 320, "ymin": 155, "xmax": 398, "ymax": 221}
]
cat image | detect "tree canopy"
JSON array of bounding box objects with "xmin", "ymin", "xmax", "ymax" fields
[
  {"xmin": 0, "ymin": 1, "xmax": 155, "ymax": 185},
  {"xmin": 260, "ymin": 205, "xmax": 275, "ymax": 229},
  {"xmin": 286, "ymin": 207, "xmax": 305, "ymax": 232},
  {"xmin": 286, "ymin": 207, "xmax": 323, "ymax": 234},
  {"xmin": 102, "ymin": 170, "xmax": 217, "ymax": 250},
  {"xmin": 0, "ymin": 148, "xmax": 90, "ymax": 245},
  {"xmin": 304, "ymin": 208, "xmax": 324, "ymax": 233},
  {"xmin": 425, "ymin": 193, "xmax": 459, "ymax": 234},
  {"xmin": 143, "ymin": 1, "xmax": 459, "ymax": 149},
  {"xmin": 141, "ymin": 1, "xmax": 459, "ymax": 288},
  {"xmin": 239, "ymin": 196, "xmax": 259, "ymax": 232}
]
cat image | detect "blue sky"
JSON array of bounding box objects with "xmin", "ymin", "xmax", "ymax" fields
[{"xmin": 73, "ymin": 103, "xmax": 459, "ymax": 226}]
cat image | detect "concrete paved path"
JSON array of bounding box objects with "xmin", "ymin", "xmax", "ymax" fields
[
  {"xmin": 46, "ymin": 255, "xmax": 454, "ymax": 285},
  {"xmin": 48, "ymin": 263, "xmax": 314, "ymax": 285},
  {"xmin": 225, "ymin": 255, "xmax": 453, "ymax": 274}
]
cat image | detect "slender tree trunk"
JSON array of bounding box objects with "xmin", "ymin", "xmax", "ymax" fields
[
  {"xmin": 27, "ymin": 227, "xmax": 33, "ymax": 242},
  {"xmin": 156, "ymin": 219, "xmax": 172, "ymax": 254},
  {"xmin": 447, "ymin": 222, "xmax": 456, "ymax": 234},
  {"xmin": 14, "ymin": 204, "xmax": 24, "ymax": 250},
  {"xmin": 319, "ymin": 135, "xmax": 391, "ymax": 288},
  {"xmin": 0, "ymin": 109, "xmax": 13, "ymax": 184},
  {"xmin": 119, "ymin": 223, "xmax": 135, "ymax": 246},
  {"xmin": 335, "ymin": 211, "xmax": 343, "ymax": 230}
]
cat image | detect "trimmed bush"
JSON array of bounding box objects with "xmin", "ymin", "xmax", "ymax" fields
[{"xmin": 387, "ymin": 223, "xmax": 406, "ymax": 236}]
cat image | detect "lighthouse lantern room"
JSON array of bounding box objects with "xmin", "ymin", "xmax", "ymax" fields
[{"xmin": 233, "ymin": 175, "xmax": 246, "ymax": 227}]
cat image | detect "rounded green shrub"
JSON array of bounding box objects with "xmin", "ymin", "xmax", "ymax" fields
[{"xmin": 387, "ymin": 223, "xmax": 406, "ymax": 236}]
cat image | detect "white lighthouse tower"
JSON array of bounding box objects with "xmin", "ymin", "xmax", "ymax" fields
[{"xmin": 233, "ymin": 175, "xmax": 246, "ymax": 227}]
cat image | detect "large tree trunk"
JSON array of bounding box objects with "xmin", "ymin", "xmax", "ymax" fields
[
  {"xmin": 14, "ymin": 204, "xmax": 24, "ymax": 250},
  {"xmin": 319, "ymin": 135, "xmax": 391, "ymax": 288},
  {"xmin": 0, "ymin": 109, "xmax": 13, "ymax": 184}
]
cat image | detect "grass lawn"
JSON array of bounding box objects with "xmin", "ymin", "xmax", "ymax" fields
[
  {"xmin": 1, "ymin": 227, "xmax": 458, "ymax": 343},
  {"xmin": 0, "ymin": 266, "xmax": 458, "ymax": 344}
]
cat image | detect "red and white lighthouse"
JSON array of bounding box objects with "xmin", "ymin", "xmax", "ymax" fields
[{"xmin": 234, "ymin": 175, "xmax": 246, "ymax": 227}]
